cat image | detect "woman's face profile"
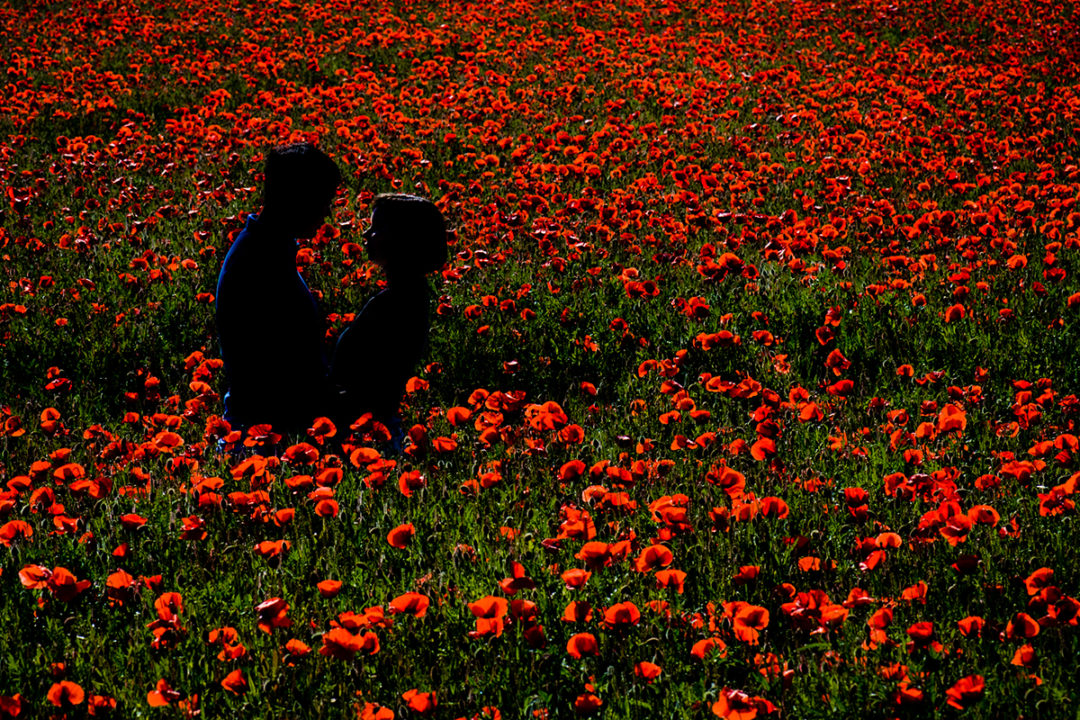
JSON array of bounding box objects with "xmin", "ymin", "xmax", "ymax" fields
[{"xmin": 364, "ymin": 208, "xmax": 390, "ymax": 265}]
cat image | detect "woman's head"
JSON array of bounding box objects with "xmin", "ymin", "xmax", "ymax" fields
[{"xmin": 365, "ymin": 194, "xmax": 448, "ymax": 277}]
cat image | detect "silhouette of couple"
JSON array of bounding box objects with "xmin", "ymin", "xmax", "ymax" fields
[{"xmin": 215, "ymin": 143, "xmax": 446, "ymax": 444}]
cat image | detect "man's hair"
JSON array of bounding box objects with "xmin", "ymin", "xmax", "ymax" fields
[
  {"xmin": 263, "ymin": 143, "xmax": 342, "ymax": 209},
  {"xmin": 372, "ymin": 193, "xmax": 448, "ymax": 275}
]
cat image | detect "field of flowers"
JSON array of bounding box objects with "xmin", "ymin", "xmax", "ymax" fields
[{"xmin": 2, "ymin": 0, "xmax": 1080, "ymax": 717}]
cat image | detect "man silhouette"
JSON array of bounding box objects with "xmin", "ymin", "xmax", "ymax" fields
[{"xmin": 215, "ymin": 142, "xmax": 341, "ymax": 434}]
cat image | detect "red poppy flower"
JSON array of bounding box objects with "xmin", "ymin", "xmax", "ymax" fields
[
  {"xmin": 402, "ymin": 689, "xmax": 436, "ymax": 714},
  {"xmin": 398, "ymin": 470, "xmax": 427, "ymax": 497},
  {"xmin": 562, "ymin": 601, "xmax": 593, "ymax": 623},
  {"xmin": 1006, "ymin": 612, "xmax": 1040, "ymax": 639},
  {"xmin": 824, "ymin": 349, "xmax": 851, "ymax": 375},
  {"xmin": 146, "ymin": 679, "xmax": 181, "ymax": 707},
  {"xmin": 944, "ymin": 303, "xmax": 965, "ymax": 322},
  {"xmin": 711, "ymin": 688, "xmax": 776, "ymax": 719},
  {"xmin": 1011, "ymin": 644, "xmax": 1036, "ymax": 666},
  {"xmin": 432, "ymin": 435, "xmax": 458, "ymax": 452},
  {"xmin": 0, "ymin": 694, "xmax": 20, "ymax": 717},
  {"xmin": 634, "ymin": 661, "xmax": 661, "ymax": 680},
  {"xmin": 255, "ymin": 597, "xmax": 292, "ymax": 634},
  {"xmin": 468, "ymin": 595, "xmax": 509, "ymax": 637},
  {"xmin": 936, "ymin": 403, "xmax": 967, "ymax": 433},
  {"xmin": 320, "ymin": 627, "xmax": 379, "ymax": 660},
  {"xmin": 0, "ymin": 520, "xmax": 33, "ymax": 546},
  {"xmin": 573, "ymin": 691, "xmax": 603, "ymax": 714},
  {"xmin": 18, "ymin": 564, "xmax": 51, "ymax": 589},
  {"xmin": 389, "ymin": 592, "xmax": 430, "ymax": 618},
  {"xmin": 945, "ymin": 675, "xmax": 984, "ymax": 709},
  {"xmin": 655, "ymin": 568, "xmax": 687, "ymax": 593},
  {"xmin": 634, "ymin": 544, "xmax": 673, "ymax": 572},
  {"xmin": 691, "ymin": 636, "xmax": 727, "ymax": 660},
  {"xmin": 220, "ymin": 669, "xmax": 247, "ymax": 695},
  {"xmin": 732, "ymin": 603, "xmax": 770, "ymax": 644},
  {"xmin": 317, "ymin": 579, "xmax": 342, "ymax": 598},
  {"xmin": 1024, "ymin": 567, "xmax": 1054, "ymax": 595},
  {"xmin": 566, "ymin": 632, "xmax": 598, "ymax": 658},
  {"xmin": 906, "ymin": 621, "xmax": 941, "ymax": 651},
  {"xmin": 957, "ymin": 616, "xmax": 984, "ymax": 637},
  {"xmin": 575, "ymin": 541, "xmax": 613, "ymax": 567},
  {"xmin": 387, "ymin": 523, "xmax": 416, "ymax": 549},
  {"xmin": 561, "ymin": 568, "xmax": 591, "ymax": 589},
  {"xmin": 47, "ymin": 681, "xmax": 84, "ymax": 707},
  {"xmin": 900, "ymin": 581, "xmax": 928, "ymax": 603},
  {"xmin": 603, "ymin": 601, "xmax": 641, "ymax": 627},
  {"xmin": 284, "ymin": 639, "xmax": 310, "ymax": 657}
]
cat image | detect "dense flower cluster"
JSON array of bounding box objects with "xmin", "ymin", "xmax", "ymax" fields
[{"xmin": 2, "ymin": 0, "xmax": 1079, "ymax": 717}]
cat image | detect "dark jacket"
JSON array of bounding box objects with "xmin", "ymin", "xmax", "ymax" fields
[
  {"xmin": 331, "ymin": 277, "xmax": 430, "ymax": 426},
  {"xmin": 215, "ymin": 214, "xmax": 330, "ymax": 432}
]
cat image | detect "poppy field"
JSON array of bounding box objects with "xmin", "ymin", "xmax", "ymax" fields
[{"xmin": 3, "ymin": 0, "xmax": 1080, "ymax": 716}]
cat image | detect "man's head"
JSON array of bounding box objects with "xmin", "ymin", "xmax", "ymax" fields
[
  {"xmin": 262, "ymin": 143, "xmax": 342, "ymax": 238},
  {"xmin": 364, "ymin": 194, "xmax": 448, "ymax": 277}
]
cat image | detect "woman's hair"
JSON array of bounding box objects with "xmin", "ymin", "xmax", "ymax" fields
[
  {"xmin": 263, "ymin": 143, "xmax": 342, "ymax": 209},
  {"xmin": 372, "ymin": 193, "xmax": 448, "ymax": 275}
]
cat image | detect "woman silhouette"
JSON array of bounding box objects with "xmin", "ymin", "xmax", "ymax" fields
[{"xmin": 331, "ymin": 194, "xmax": 448, "ymax": 440}]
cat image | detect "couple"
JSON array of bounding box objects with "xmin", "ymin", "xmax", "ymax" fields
[{"xmin": 215, "ymin": 143, "xmax": 446, "ymax": 443}]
